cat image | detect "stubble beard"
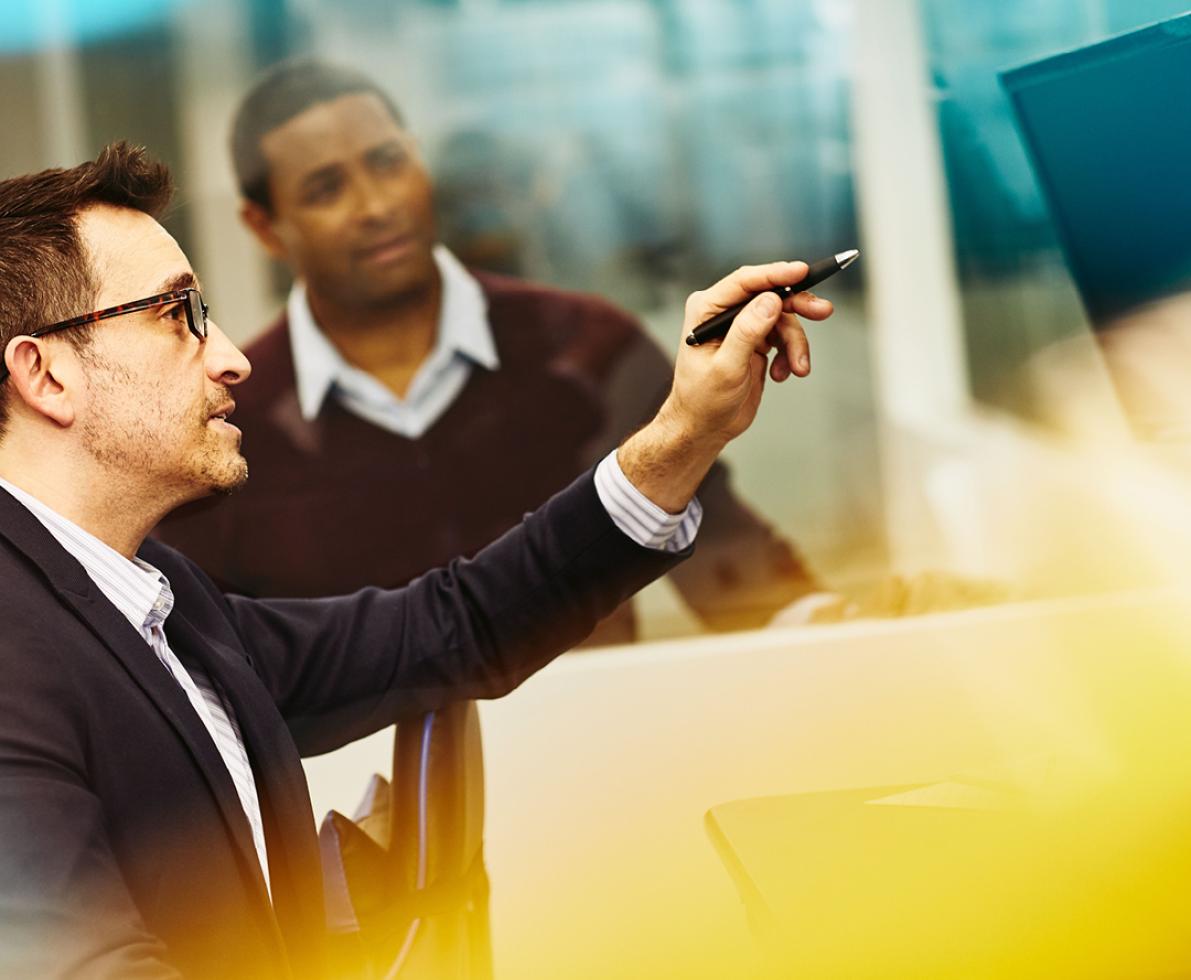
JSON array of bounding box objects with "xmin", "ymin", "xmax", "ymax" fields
[
  {"xmin": 201, "ymin": 387, "xmax": 249, "ymax": 495},
  {"xmin": 209, "ymin": 449, "xmax": 249, "ymax": 496},
  {"xmin": 80, "ymin": 367, "xmax": 249, "ymax": 502}
]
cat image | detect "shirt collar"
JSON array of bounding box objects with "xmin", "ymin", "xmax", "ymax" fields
[
  {"xmin": 0, "ymin": 477, "xmax": 172, "ymax": 632},
  {"xmin": 287, "ymin": 244, "xmax": 498, "ymax": 422}
]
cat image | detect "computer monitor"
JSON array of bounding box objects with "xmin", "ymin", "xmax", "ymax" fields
[
  {"xmin": 1002, "ymin": 13, "xmax": 1191, "ymax": 327},
  {"xmin": 1002, "ymin": 14, "xmax": 1191, "ymax": 440}
]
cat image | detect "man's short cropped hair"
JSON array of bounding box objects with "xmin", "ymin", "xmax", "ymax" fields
[
  {"xmin": 0, "ymin": 141, "xmax": 173, "ymax": 436},
  {"xmin": 230, "ymin": 58, "xmax": 406, "ymax": 213}
]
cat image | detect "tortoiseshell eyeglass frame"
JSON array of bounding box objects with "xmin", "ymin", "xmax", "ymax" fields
[{"xmin": 0, "ymin": 287, "xmax": 208, "ymax": 383}]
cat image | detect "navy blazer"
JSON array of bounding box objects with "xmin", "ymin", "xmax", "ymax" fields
[{"xmin": 0, "ymin": 470, "xmax": 685, "ymax": 979}]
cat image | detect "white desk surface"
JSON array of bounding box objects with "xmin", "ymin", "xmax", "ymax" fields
[{"xmin": 304, "ymin": 588, "xmax": 1191, "ymax": 978}]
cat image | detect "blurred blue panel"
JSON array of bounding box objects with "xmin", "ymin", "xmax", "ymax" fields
[
  {"xmin": 0, "ymin": 0, "xmax": 190, "ymax": 52},
  {"xmin": 923, "ymin": 0, "xmax": 1191, "ymax": 276},
  {"xmin": 426, "ymin": 0, "xmax": 855, "ymax": 291},
  {"xmin": 1002, "ymin": 12, "xmax": 1191, "ymax": 325}
]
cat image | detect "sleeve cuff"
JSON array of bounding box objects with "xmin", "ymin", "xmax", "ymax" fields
[{"xmin": 593, "ymin": 449, "xmax": 702, "ymax": 553}]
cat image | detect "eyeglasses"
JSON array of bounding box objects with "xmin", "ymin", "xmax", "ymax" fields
[{"xmin": 0, "ymin": 288, "xmax": 209, "ymax": 383}]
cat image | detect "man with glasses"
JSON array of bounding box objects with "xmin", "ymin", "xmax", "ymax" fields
[{"xmin": 0, "ymin": 143, "xmax": 826, "ymax": 978}]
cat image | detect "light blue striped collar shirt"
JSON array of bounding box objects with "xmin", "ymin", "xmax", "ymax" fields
[{"xmin": 287, "ymin": 244, "xmax": 499, "ymax": 438}]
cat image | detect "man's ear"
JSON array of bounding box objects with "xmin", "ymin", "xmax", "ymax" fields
[
  {"xmin": 4, "ymin": 337, "xmax": 76, "ymax": 428},
  {"xmin": 239, "ymin": 199, "xmax": 289, "ymax": 262}
]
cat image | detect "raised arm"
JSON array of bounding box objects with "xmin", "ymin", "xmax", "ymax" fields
[{"xmin": 210, "ymin": 261, "xmax": 830, "ymax": 755}]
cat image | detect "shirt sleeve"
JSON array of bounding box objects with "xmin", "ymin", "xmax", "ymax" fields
[{"xmin": 593, "ymin": 449, "xmax": 703, "ymax": 553}]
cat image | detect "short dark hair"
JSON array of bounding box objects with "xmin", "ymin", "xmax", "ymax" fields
[
  {"xmin": 230, "ymin": 58, "xmax": 406, "ymax": 212},
  {"xmin": 0, "ymin": 141, "xmax": 173, "ymax": 436}
]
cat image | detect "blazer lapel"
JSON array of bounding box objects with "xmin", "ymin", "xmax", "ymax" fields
[{"xmin": 0, "ymin": 490, "xmax": 272, "ymax": 911}]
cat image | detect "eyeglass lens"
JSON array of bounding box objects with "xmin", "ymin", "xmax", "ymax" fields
[{"xmin": 187, "ymin": 290, "xmax": 209, "ymax": 341}]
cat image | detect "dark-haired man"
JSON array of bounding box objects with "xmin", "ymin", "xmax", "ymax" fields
[
  {"xmin": 156, "ymin": 59, "xmax": 827, "ymax": 641},
  {"xmin": 0, "ymin": 141, "xmax": 829, "ymax": 978}
]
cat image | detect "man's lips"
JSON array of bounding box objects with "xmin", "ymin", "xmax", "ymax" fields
[
  {"xmin": 356, "ymin": 234, "xmax": 417, "ymax": 263},
  {"xmin": 208, "ymin": 402, "xmax": 239, "ymax": 433}
]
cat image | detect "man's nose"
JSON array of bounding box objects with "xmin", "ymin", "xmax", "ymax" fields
[
  {"xmin": 352, "ymin": 174, "xmax": 396, "ymax": 224},
  {"xmin": 204, "ymin": 321, "xmax": 252, "ymax": 386}
]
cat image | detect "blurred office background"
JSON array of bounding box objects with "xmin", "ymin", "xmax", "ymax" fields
[{"xmin": 3, "ymin": 0, "xmax": 1189, "ymax": 637}]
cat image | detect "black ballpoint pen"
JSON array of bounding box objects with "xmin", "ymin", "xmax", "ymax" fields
[{"xmin": 685, "ymin": 248, "xmax": 861, "ymax": 346}]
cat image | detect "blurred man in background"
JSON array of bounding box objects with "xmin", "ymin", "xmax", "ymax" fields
[{"xmin": 156, "ymin": 59, "xmax": 826, "ymax": 643}]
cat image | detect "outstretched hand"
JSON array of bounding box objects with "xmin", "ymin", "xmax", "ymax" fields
[
  {"xmin": 618, "ymin": 261, "xmax": 835, "ymax": 514},
  {"xmin": 666, "ymin": 260, "xmax": 835, "ymax": 446}
]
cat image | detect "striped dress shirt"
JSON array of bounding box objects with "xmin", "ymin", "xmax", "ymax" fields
[{"xmin": 593, "ymin": 450, "xmax": 701, "ymax": 552}]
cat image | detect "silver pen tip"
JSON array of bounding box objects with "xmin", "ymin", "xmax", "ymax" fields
[{"xmin": 836, "ymin": 248, "xmax": 860, "ymax": 268}]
